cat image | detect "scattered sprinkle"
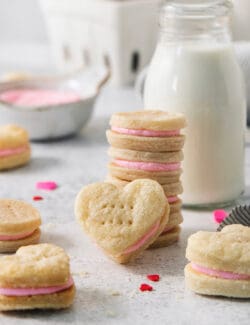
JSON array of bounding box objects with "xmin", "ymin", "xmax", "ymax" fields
[
  {"xmin": 213, "ymin": 209, "xmax": 228, "ymax": 223},
  {"xmin": 36, "ymin": 181, "xmax": 57, "ymax": 190},
  {"xmin": 147, "ymin": 274, "xmax": 160, "ymax": 282},
  {"xmin": 140, "ymin": 283, "xmax": 153, "ymax": 292},
  {"xmin": 33, "ymin": 196, "xmax": 43, "ymax": 201}
]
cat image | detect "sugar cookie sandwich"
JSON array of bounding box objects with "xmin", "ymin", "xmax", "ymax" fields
[
  {"xmin": 106, "ymin": 111, "xmax": 186, "ymax": 184},
  {"xmin": 0, "ymin": 244, "xmax": 75, "ymax": 310},
  {"xmin": 0, "ymin": 125, "xmax": 31, "ymax": 170},
  {"xmin": 185, "ymin": 225, "xmax": 250, "ymax": 298},
  {"xmin": 0, "ymin": 199, "xmax": 41, "ymax": 253},
  {"xmin": 75, "ymin": 179, "xmax": 169, "ymax": 264}
]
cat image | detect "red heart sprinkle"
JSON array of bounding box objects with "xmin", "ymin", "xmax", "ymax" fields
[
  {"xmin": 147, "ymin": 274, "xmax": 160, "ymax": 282},
  {"xmin": 140, "ymin": 284, "xmax": 153, "ymax": 292},
  {"xmin": 33, "ymin": 196, "xmax": 43, "ymax": 201}
]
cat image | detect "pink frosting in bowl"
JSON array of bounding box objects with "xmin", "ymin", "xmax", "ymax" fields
[
  {"xmin": 111, "ymin": 126, "xmax": 180, "ymax": 137},
  {"xmin": 114, "ymin": 159, "xmax": 181, "ymax": 172},
  {"xmin": 0, "ymin": 276, "xmax": 74, "ymax": 296},
  {"xmin": 191, "ymin": 263, "xmax": 250, "ymax": 280},
  {"xmin": 0, "ymin": 89, "xmax": 82, "ymax": 108}
]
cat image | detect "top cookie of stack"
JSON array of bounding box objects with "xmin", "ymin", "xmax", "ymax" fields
[{"xmin": 106, "ymin": 110, "xmax": 186, "ymax": 184}]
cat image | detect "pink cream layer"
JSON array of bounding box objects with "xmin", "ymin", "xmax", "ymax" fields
[
  {"xmin": 0, "ymin": 89, "xmax": 81, "ymax": 107},
  {"xmin": 0, "ymin": 229, "xmax": 36, "ymax": 241},
  {"xmin": 0, "ymin": 146, "xmax": 28, "ymax": 158},
  {"xmin": 167, "ymin": 196, "xmax": 178, "ymax": 203},
  {"xmin": 0, "ymin": 276, "xmax": 74, "ymax": 297},
  {"xmin": 114, "ymin": 159, "xmax": 181, "ymax": 172},
  {"xmin": 123, "ymin": 220, "xmax": 160, "ymax": 255},
  {"xmin": 112, "ymin": 126, "xmax": 180, "ymax": 137},
  {"xmin": 191, "ymin": 262, "xmax": 250, "ymax": 280},
  {"xmin": 161, "ymin": 225, "xmax": 175, "ymax": 235}
]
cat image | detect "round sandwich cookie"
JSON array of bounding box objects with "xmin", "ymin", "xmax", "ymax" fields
[
  {"xmin": 75, "ymin": 179, "xmax": 170, "ymax": 264},
  {"xmin": 0, "ymin": 199, "xmax": 41, "ymax": 253},
  {"xmin": 0, "ymin": 244, "xmax": 75, "ymax": 310},
  {"xmin": 107, "ymin": 110, "xmax": 186, "ymax": 152},
  {"xmin": 0, "ymin": 125, "xmax": 31, "ymax": 170},
  {"xmin": 108, "ymin": 147, "xmax": 184, "ymax": 164},
  {"xmin": 149, "ymin": 226, "xmax": 181, "ymax": 249},
  {"xmin": 108, "ymin": 162, "xmax": 182, "ymax": 184},
  {"xmin": 185, "ymin": 225, "xmax": 250, "ymax": 298}
]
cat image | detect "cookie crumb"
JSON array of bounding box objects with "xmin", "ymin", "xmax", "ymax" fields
[
  {"xmin": 72, "ymin": 271, "xmax": 89, "ymax": 278},
  {"xmin": 109, "ymin": 290, "xmax": 120, "ymax": 296},
  {"xmin": 106, "ymin": 310, "xmax": 116, "ymax": 317}
]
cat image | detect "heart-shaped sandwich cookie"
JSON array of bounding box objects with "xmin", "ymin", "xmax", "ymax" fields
[
  {"xmin": 0, "ymin": 199, "xmax": 41, "ymax": 253},
  {"xmin": 185, "ymin": 225, "xmax": 250, "ymax": 298},
  {"xmin": 0, "ymin": 243, "xmax": 75, "ymax": 310},
  {"xmin": 75, "ymin": 179, "xmax": 169, "ymax": 264}
]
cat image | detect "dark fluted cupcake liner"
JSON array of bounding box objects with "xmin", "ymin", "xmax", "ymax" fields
[{"xmin": 217, "ymin": 205, "xmax": 250, "ymax": 231}]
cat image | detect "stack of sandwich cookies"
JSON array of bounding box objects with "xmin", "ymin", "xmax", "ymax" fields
[
  {"xmin": 0, "ymin": 244, "xmax": 75, "ymax": 310},
  {"xmin": 0, "ymin": 125, "xmax": 31, "ymax": 170},
  {"xmin": 0, "ymin": 199, "xmax": 41, "ymax": 253},
  {"xmin": 106, "ymin": 110, "xmax": 186, "ymax": 248},
  {"xmin": 185, "ymin": 225, "xmax": 250, "ymax": 298}
]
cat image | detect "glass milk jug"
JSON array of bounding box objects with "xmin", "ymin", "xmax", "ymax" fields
[{"xmin": 144, "ymin": 0, "xmax": 246, "ymax": 207}]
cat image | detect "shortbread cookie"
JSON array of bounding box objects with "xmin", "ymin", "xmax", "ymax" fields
[
  {"xmin": 0, "ymin": 125, "xmax": 31, "ymax": 170},
  {"xmin": 108, "ymin": 162, "xmax": 181, "ymax": 184},
  {"xmin": 107, "ymin": 110, "xmax": 186, "ymax": 152},
  {"xmin": 75, "ymin": 179, "xmax": 169, "ymax": 264},
  {"xmin": 149, "ymin": 226, "xmax": 181, "ymax": 249},
  {"xmin": 0, "ymin": 244, "xmax": 75, "ymax": 310},
  {"xmin": 108, "ymin": 147, "xmax": 184, "ymax": 163},
  {"xmin": 107, "ymin": 130, "xmax": 185, "ymax": 152},
  {"xmin": 185, "ymin": 225, "xmax": 250, "ymax": 298},
  {"xmin": 0, "ymin": 199, "xmax": 41, "ymax": 253}
]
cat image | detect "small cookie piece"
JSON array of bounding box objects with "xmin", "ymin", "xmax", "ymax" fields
[
  {"xmin": 0, "ymin": 244, "xmax": 75, "ymax": 310},
  {"xmin": 108, "ymin": 162, "xmax": 181, "ymax": 184},
  {"xmin": 75, "ymin": 179, "xmax": 169, "ymax": 264},
  {"xmin": 149, "ymin": 226, "xmax": 181, "ymax": 249},
  {"xmin": 107, "ymin": 110, "xmax": 186, "ymax": 152},
  {"xmin": 185, "ymin": 225, "xmax": 250, "ymax": 298},
  {"xmin": 0, "ymin": 125, "xmax": 31, "ymax": 170},
  {"xmin": 0, "ymin": 199, "xmax": 41, "ymax": 253}
]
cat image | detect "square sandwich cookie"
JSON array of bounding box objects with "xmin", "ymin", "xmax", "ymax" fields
[
  {"xmin": 0, "ymin": 125, "xmax": 31, "ymax": 170},
  {"xmin": 0, "ymin": 199, "xmax": 41, "ymax": 253},
  {"xmin": 0, "ymin": 244, "xmax": 75, "ymax": 310},
  {"xmin": 185, "ymin": 225, "xmax": 250, "ymax": 298},
  {"xmin": 75, "ymin": 179, "xmax": 169, "ymax": 264}
]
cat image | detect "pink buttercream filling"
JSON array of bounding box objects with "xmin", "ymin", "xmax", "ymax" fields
[
  {"xmin": 0, "ymin": 146, "xmax": 28, "ymax": 157},
  {"xmin": 123, "ymin": 220, "xmax": 160, "ymax": 255},
  {"xmin": 112, "ymin": 126, "xmax": 180, "ymax": 137},
  {"xmin": 161, "ymin": 225, "xmax": 175, "ymax": 235},
  {"xmin": 114, "ymin": 159, "xmax": 181, "ymax": 172},
  {"xmin": 167, "ymin": 196, "xmax": 178, "ymax": 203},
  {"xmin": 0, "ymin": 89, "xmax": 81, "ymax": 107},
  {"xmin": 191, "ymin": 263, "xmax": 250, "ymax": 280},
  {"xmin": 0, "ymin": 276, "xmax": 74, "ymax": 296},
  {"xmin": 0, "ymin": 229, "xmax": 36, "ymax": 241}
]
